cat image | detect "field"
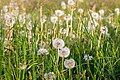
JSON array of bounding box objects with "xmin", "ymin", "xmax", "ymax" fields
[{"xmin": 0, "ymin": 0, "xmax": 120, "ymax": 80}]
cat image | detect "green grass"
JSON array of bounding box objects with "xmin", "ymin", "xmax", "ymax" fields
[{"xmin": 0, "ymin": 0, "xmax": 120, "ymax": 80}]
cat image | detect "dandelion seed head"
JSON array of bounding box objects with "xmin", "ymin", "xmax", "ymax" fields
[
  {"xmin": 58, "ymin": 47, "xmax": 70, "ymax": 58},
  {"xmin": 59, "ymin": 28, "xmax": 66, "ymax": 34},
  {"xmin": 37, "ymin": 48, "xmax": 49, "ymax": 55},
  {"xmin": 78, "ymin": 8, "xmax": 84, "ymax": 14},
  {"xmin": 83, "ymin": 54, "xmax": 93, "ymax": 61},
  {"xmin": 91, "ymin": 12, "xmax": 99, "ymax": 20},
  {"xmin": 99, "ymin": 9, "xmax": 104, "ymax": 16},
  {"xmin": 52, "ymin": 38, "xmax": 65, "ymax": 49},
  {"xmin": 64, "ymin": 58, "xmax": 75, "ymax": 69},
  {"xmin": 115, "ymin": 8, "xmax": 120, "ymax": 15},
  {"xmin": 51, "ymin": 16, "xmax": 58, "ymax": 24},
  {"xmin": 61, "ymin": 1, "xmax": 66, "ymax": 9},
  {"xmin": 100, "ymin": 26, "xmax": 108, "ymax": 35},
  {"xmin": 55, "ymin": 10, "xmax": 64, "ymax": 16},
  {"xmin": 64, "ymin": 14, "xmax": 72, "ymax": 21},
  {"xmin": 40, "ymin": 15, "xmax": 47, "ymax": 23},
  {"xmin": 44, "ymin": 72, "xmax": 56, "ymax": 80},
  {"xmin": 3, "ymin": 6, "xmax": 9, "ymax": 13},
  {"xmin": 68, "ymin": 0, "xmax": 75, "ymax": 6}
]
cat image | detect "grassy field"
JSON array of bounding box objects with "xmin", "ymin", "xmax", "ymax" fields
[{"xmin": 0, "ymin": 0, "xmax": 120, "ymax": 80}]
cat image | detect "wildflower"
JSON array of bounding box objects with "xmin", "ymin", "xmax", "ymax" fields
[
  {"xmin": 78, "ymin": 8, "xmax": 84, "ymax": 14},
  {"xmin": 87, "ymin": 20, "xmax": 98, "ymax": 32},
  {"xmin": 61, "ymin": 1, "xmax": 66, "ymax": 9},
  {"xmin": 3, "ymin": 6, "xmax": 8, "ymax": 13},
  {"xmin": 59, "ymin": 28, "xmax": 66, "ymax": 34},
  {"xmin": 4, "ymin": 13, "xmax": 11, "ymax": 20},
  {"xmin": 83, "ymin": 54, "xmax": 93, "ymax": 61},
  {"xmin": 44, "ymin": 72, "xmax": 56, "ymax": 80},
  {"xmin": 19, "ymin": 63, "xmax": 27, "ymax": 70},
  {"xmin": 115, "ymin": 8, "xmax": 120, "ymax": 15},
  {"xmin": 55, "ymin": 10, "xmax": 64, "ymax": 16},
  {"xmin": 51, "ymin": 16, "xmax": 58, "ymax": 24},
  {"xmin": 64, "ymin": 58, "xmax": 75, "ymax": 69},
  {"xmin": 68, "ymin": 0, "xmax": 75, "ymax": 6},
  {"xmin": 99, "ymin": 9, "xmax": 104, "ymax": 16},
  {"xmin": 100, "ymin": 26, "xmax": 109, "ymax": 35},
  {"xmin": 52, "ymin": 38, "xmax": 65, "ymax": 49},
  {"xmin": 58, "ymin": 47, "xmax": 70, "ymax": 58},
  {"xmin": 91, "ymin": 12, "xmax": 99, "ymax": 20},
  {"xmin": 64, "ymin": 14, "xmax": 72, "ymax": 21},
  {"xmin": 40, "ymin": 15, "xmax": 47, "ymax": 23},
  {"xmin": 19, "ymin": 14, "xmax": 26, "ymax": 27},
  {"xmin": 37, "ymin": 48, "xmax": 49, "ymax": 55}
]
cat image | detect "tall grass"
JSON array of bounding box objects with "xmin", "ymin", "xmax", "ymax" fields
[{"xmin": 0, "ymin": 0, "xmax": 120, "ymax": 80}]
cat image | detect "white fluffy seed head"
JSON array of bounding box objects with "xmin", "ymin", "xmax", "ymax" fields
[
  {"xmin": 51, "ymin": 16, "xmax": 58, "ymax": 24},
  {"xmin": 115, "ymin": 8, "xmax": 120, "ymax": 15},
  {"xmin": 83, "ymin": 54, "xmax": 93, "ymax": 61},
  {"xmin": 40, "ymin": 15, "xmax": 47, "ymax": 23},
  {"xmin": 61, "ymin": 1, "xmax": 66, "ymax": 9},
  {"xmin": 37, "ymin": 48, "xmax": 49, "ymax": 55},
  {"xmin": 55, "ymin": 10, "xmax": 64, "ymax": 16},
  {"xmin": 58, "ymin": 47, "xmax": 70, "ymax": 58},
  {"xmin": 64, "ymin": 58, "xmax": 75, "ymax": 69},
  {"xmin": 78, "ymin": 8, "xmax": 84, "ymax": 14},
  {"xmin": 99, "ymin": 9, "xmax": 104, "ymax": 16},
  {"xmin": 91, "ymin": 12, "xmax": 99, "ymax": 20},
  {"xmin": 68, "ymin": 0, "xmax": 75, "ymax": 6},
  {"xmin": 64, "ymin": 14, "xmax": 72, "ymax": 21},
  {"xmin": 52, "ymin": 38, "xmax": 65, "ymax": 49},
  {"xmin": 44, "ymin": 72, "xmax": 56, "ymax": 80},
  {"xmin": 100, "ymin": 26, "xmax": 108, "ymax": 35},
  {"xmin": 59, "ymin": 28, "xmax": 66, "ymax": 34}
]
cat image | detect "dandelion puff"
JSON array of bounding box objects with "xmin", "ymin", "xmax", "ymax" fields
[
  {"xmin": 115, "ymin": 8, "xmax": 120, "ymax": 15},
  {"xmin": 100, "ymin": 26, "xmax": 109, "ymax": 35},
  {"xmin": 68, "ymin": 0, "xmax": 75, "ymax": 6},
  {"xmin": 61, "ymin": 1, "xmax": 66, "ymax": 9},
  {"xmin": 83, "ymin": 54, "xmax": 93, "ymax": 61},
  {"xmin": 78, "ymin": 8, "xmax": 84, "ymax": 14},
  {"xmin": 59, "ymin": 28, "xmax": 66, "ymax": 34},
  {"xmin": 52, "ymin": 38, "xmax": 65, "ymax": 49},
  {"xmin": 44, "ymin": 72, "xmax": 56, "ymax": 80},
  {"xmin": 37, "ymin": 48, "xmax": 49, "ymax": 55},
  {"xmin": 91, "ymin": 12, "xmax": 99, "ymax": 20},
  {"xmin": 40, "ymin": 15, "xmax": 47, "ymax": 23},
  {"xmin": 51, "ymin": 16, "xmax": 58, "ymax": 24},
  {"xmin": 99, "ymin": 9, "xmax": 104, "ymax": 16},
  {"xmin": 64, "ymin": 58, "xmax": 75, "ymax": 69},
  {"xmin": 64, "ymin": 14, "xmax": 72, "ymax": 21},
  {"xmin": 55, "ymin": 10, "xmax": 64, "ymax": 17},
  {"xmin": 58, "ymin": 47, "xmax": 70, "ymax": 58},
  {"xmin": 3, "ymin": 6, "xmax": 8, "ymax": 13}
]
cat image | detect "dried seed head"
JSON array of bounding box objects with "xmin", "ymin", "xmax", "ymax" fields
[
  {"xmin": 58, "ymin": 47, "xmax": 70, "ymax": 58},
  {"xmin": 64, "ymin": 58, "xmax": 75, "ymax": 69},
  {"xmin": 52, "ymin": 38, "xmax": 65, "ymax": 49}
]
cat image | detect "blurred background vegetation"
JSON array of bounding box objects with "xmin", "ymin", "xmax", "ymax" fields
[{"xmin": 0, "ymin": 0, "xmax": 120, "ymax": 13}]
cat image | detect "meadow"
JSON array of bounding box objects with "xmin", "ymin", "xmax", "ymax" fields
[{"xmin": 0, "ymin": 0, "xmax": 120, "ymax": 80}]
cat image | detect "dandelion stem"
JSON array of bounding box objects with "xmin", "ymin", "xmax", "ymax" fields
[
  {"xmin": 66, "ymin": 20, "xmax": 69, "ymax": 37},
  {"xmin": 42, "ymin": 55, "xmax": 44, "ymax": 80},
  {"xmin": 98, "ymin": 32, "xmax": 102, "ymax": 48},
  {"xmin": 62, "ymin": 57, "xmax": 64, "ymax": 78},
  {"xmin": 69, "ymin": 69, "xmax": 71, "ymax": 80}
]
